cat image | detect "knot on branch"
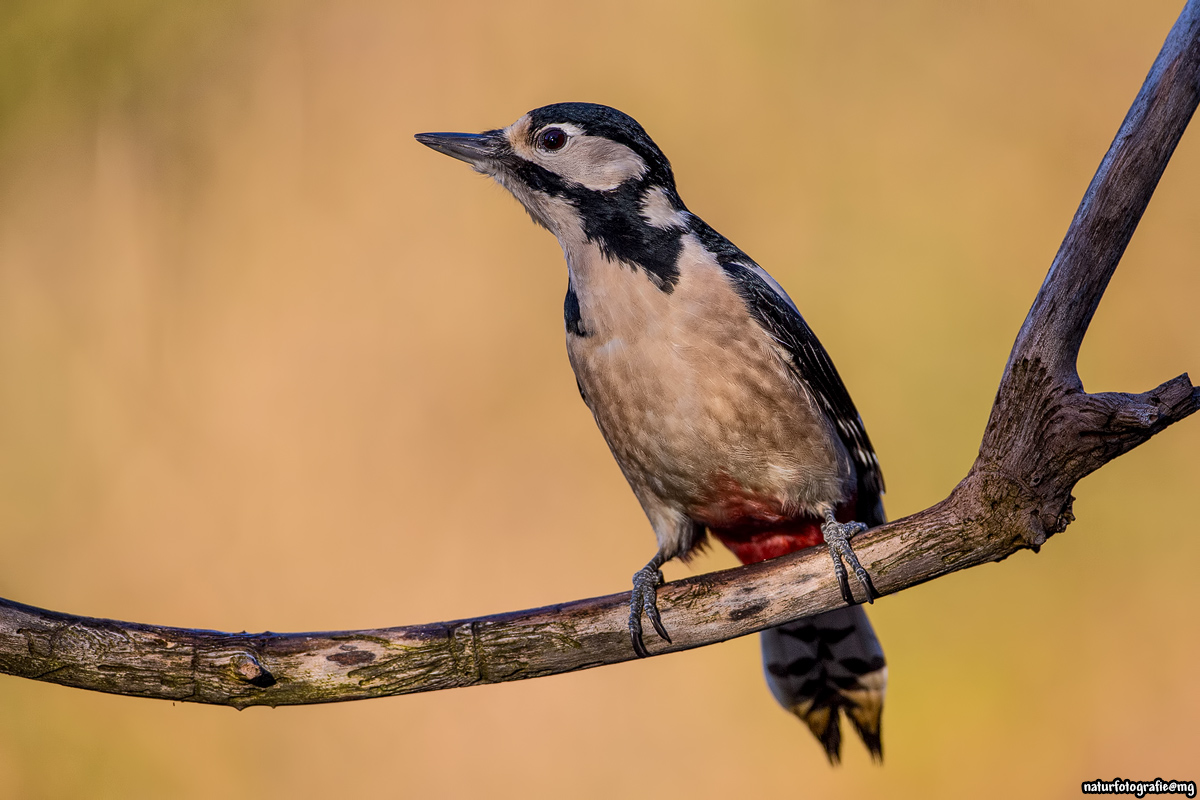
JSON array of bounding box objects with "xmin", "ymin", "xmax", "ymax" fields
[
  {"xmin": 231, "ymin": 652, "xmax": 276, "ymax": 688},
  {"xmin": 957, "ymin": 470, "xmax": 1074, "ymax": 553},
  {"xmin": 1109, "ymin": 404, "xmax": 1160, "ymax": 429}
]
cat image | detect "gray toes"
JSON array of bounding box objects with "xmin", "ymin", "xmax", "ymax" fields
[{"xmin": 629, "ymin": 566, "xmax": 670, "ymax": 656}]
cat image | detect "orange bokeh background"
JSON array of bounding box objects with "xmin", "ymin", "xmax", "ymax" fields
[{"xmin": 1, "ymin": 2, "xmax": 1197, "ymax": 797}]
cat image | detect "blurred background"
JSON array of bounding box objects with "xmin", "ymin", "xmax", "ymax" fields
[{"xmin": 1, "ymin": 1, "xmax": 1197, "ymax": 797}]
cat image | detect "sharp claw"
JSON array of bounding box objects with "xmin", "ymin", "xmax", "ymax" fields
[
  {"xmin": 630, "ymin": 616, "xmax": 649, "ymax": 659},
  {"xmin": 859, "ymin": 569, "xmax": 879, "ymax": 602},
  {"xmin": 629, "ymin": 562, "xmax": 670, "ymax": 656},
  {"xmin": 629, "ymin": 593, "xmax": 650, "ymax": 657},
  {"xmin": 827, "ymin": 538, "xmax": 855, "ymax": 604},
  {"xmin": 836, "ymin": 568, "xmax": 855, "ymax": 605},
  {"xmin": 647, "ymin": 603, "xmax": 672, "ymax": 644}
]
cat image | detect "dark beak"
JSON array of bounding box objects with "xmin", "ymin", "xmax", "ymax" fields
[{"xmin": 414, "ymin": 130, "xmax": 505, "ymax": 166}]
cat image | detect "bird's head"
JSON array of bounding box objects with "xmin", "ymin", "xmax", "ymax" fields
[{"xmin": 416, "ymin": 103, "xmax": 690, "ymax": 272}]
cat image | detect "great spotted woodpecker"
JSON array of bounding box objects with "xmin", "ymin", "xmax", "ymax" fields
[{"xmin": 417, "ymin": 103, "xmax": 886, "ymax": 761}]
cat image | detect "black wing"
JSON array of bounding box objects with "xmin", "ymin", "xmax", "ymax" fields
[{"xmin": 689, "ymin": 219, "xmax": 884, "ymax": 522}]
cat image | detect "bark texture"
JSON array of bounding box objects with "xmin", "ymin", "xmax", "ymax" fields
[{"xmin": 2, "ymin": 2, "xmax": 1198, "ymax": 709}]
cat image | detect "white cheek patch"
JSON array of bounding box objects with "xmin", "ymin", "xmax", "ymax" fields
[
  {"xmin": 549, "ymin": 135, "xmax": 647, "ymax": 190},
  {"xmin": 640, "ymin": 186, "xmax": 688, "ymax": 229}
]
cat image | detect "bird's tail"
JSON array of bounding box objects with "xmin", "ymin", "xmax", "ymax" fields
[
  {"xmin": 708, "ymin": 498, "xmax": 887, "ymax": 762},
  {"xmin": 759, "ymin": 605, "xmax": 886, "ymax": 763}
]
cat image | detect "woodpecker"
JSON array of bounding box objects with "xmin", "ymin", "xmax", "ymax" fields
[{"xmin": 417, "ymin": 103, "xmax": 886, "ymax": 761}]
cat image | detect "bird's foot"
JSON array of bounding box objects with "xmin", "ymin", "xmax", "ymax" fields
[
  {"xmin": 630, "ymin": 561, "xmax": 671, "ymax": 658},
  {"xmin": 821, "ymin": 511, "xmax": 879, "ymax": 605}
]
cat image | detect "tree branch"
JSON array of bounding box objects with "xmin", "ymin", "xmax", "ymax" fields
[{"xmin": 2, "ymin": 2, "xmax": 1199, "ymax": 709}]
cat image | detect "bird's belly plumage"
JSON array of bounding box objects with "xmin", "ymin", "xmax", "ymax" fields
[{"xmin": 565, "ymin": 238, "xmax": 854, "ymax": 536}]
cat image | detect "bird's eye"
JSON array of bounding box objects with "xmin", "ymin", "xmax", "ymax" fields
[{"xmin": 539, "ymin": 127, "xmax": 567, "ymax": 151}]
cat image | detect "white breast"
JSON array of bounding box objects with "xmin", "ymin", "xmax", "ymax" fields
[{"xmin": 564, "ymin": 234, "xmax": 853, "ymax": 521}]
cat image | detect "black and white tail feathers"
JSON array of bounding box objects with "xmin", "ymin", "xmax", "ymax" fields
[
  {"xmin": 761, "ymin": 477, "xmax": 887, "ymax": 763},
  {"xmin": 760, "ymin": 606, "xmax": 886, "ymax": 763}
]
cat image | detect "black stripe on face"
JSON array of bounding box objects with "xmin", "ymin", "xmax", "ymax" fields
[
  {"xmin": 574, "ymin": 181, "xmax": 682, "ymax": 292},
  {"xmin": 510, "ymin": 158, "xmax": 684, "ymax": 292}
]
